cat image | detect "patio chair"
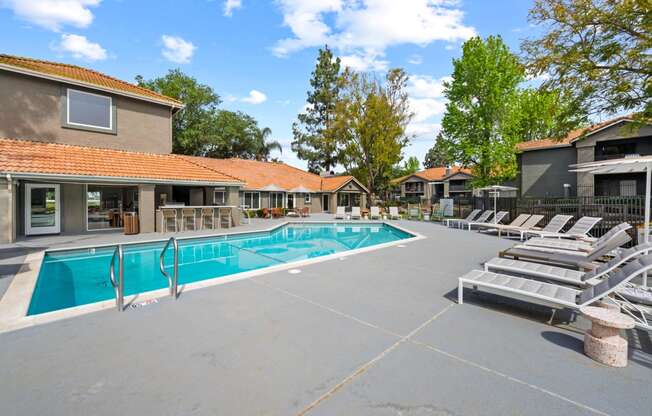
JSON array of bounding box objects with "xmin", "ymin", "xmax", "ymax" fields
[
  {"xmin": 351, "ymin": 206, "xmax": 362, "ymax": 219},
  {"xmin": 160, "ymin": 208, "xmax": 178, "ymax": 233},
  {"xmin": 454, "ymin": 210, "xmax": 492, "ymax": 229},
  {"xmin": 445, "ymin": 209, "xmax": 481, "ymax": 228},
  {"xmin": 407, "ymin": 205, "xmax": 421, "ymax": 220},
  {"xmin": 485, "ymin": 241, "xmax": 652, "ymax": 287},
  {"xmin": 500, "ymin": 224, "xmax": 631, "ymax": 269},
  {"xmin": 370, "ymin": 206, "xmax": 381, "ymax": 220},
  {"xmin": 477, "ymin": 214, "xmax": 529, "ymax": 234},
  {"xmin": 388, "ymin": 206, "xmax": 400, "ymax": 220},
  {"xmin": 523, "ymin": 222, "xmax": 631, "ymax": 252},
  {"xmin": 200, "ymin": 207, "xmax": 215, "ymax": 230},
  {"xmin": 181, "ymin": 208, "xmax": 197, "ymax": 231},
  {"xmin": 261, "ymin": 208, "xmax": 271, "ymax": 219},
  {"xmin": 458, "ymin": 253, "xmax": 652, "ymax": 331},
  {"xmin": 271, "ymin": 208, "xmax": 284, "ymax": 218},
  {"xmin": 525, "ymin": 216, "xmax": 602, "ymax": 240},
  {"xmin": 300, "ymin": 207, "xmax": 310, "ymax": 217},
  {"xmin": 335, "ymin": 206, "xmax": 346, "ymax": 219},
  {"xmin": 466, "ymin": 211, "xmax": 508, "ymax": 231},
  {"xmin": 286, "ymin": 209, "xmax": 300, "ymax": 217}
]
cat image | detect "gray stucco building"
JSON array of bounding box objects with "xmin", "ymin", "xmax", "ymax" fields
[{"xmin": 517, "ymin": 116, "xmax": 652, "ymax": 197}]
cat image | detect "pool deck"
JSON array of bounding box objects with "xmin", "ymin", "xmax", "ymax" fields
[{"xmin": 0, "ymin": 216, "xmax": 650, "ymax": 415}]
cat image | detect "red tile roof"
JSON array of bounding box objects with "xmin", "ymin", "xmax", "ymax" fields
[
  {"xmin": 516, "ymin": 115, "xmax": 638, "ymax": 152},
  {"xmin": 0, "ymin": 138, "xmax": 241, "ymax": 184},
  {"xmin": 0, "ymin": 54, "xmax": 183, "ymax": 108},
  {"xmin": 181, "ymin": 156, "xmax": 367, "ymax": 193},
  {"xmin": 393, "ymin": 166, "xmax": 472, "ymax": 184}
]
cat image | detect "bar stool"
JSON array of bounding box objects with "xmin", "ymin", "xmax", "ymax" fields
[
  {"xmin": 161, "ymin": 209, "xmax": 178, "ymax": 233},
  {"xmin": 219, "ymin": 207, "xmax": 231, "ymax": 229},
  {"xmin": 181, "ymin": 208, "xmax": 197, "ymax": 231},
  {"xmin": 200, "ymin": 207, "xmax": 215, "ymax": 230}
]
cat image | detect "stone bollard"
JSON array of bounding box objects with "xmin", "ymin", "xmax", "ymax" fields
[{"xmin": 580, "ymin": 306, "xmax": 635, "ymax": 367}]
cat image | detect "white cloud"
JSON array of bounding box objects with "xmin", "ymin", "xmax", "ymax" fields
[
  {"xmin": 273, "ymin": 0, "xmax": 475, "ymax": 71},
  {"xmin": 53, "ymin": 33, "xmax": 107, "ymax": 61},
  {"xmin": 408, "ymin": 54, "xmax": 422, "ymax": 65},
  {"xmin": 223, "ymin": 94, "xmax": 238, "ymax": 102},
  {"xmin": 241, "ymin": 89, "xmax": 267, "ymax": 104},
  {"xmin": 1, "ymin": 0, "xmax": 101, "ymax": 32},
  {"xmin": 339, "ymin": 51, "xmax": 388, "ymax": 72},
  {"xmin": 405, "ymin": 74, "xmax": 448, "ymax": 141},
  {"xmin": 161, "ymin": 35, "xmax": 196, "ymax": 64},
  {"xmin": 223, "ymin": 0, "xmax": 241, "ymax": 16}
]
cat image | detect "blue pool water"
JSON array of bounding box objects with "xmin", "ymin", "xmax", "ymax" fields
[{"xmin": 28, "ymin": 223, "xmax": 412, "ymax": 315}]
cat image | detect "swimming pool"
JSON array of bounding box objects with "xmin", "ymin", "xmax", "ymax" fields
[{"xmin": 28, "ymin": 222, "xmax": 414, "ymax": 315}]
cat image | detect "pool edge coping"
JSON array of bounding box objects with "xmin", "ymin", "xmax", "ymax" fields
[{"xmin": 0, "ymin": 220, "xmax": 425, "ymax": 334}]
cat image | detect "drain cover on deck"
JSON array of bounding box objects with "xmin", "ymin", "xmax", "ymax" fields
[{"xmin": 130, "ymin": 299, "xmax": 159, "ymax": 309}]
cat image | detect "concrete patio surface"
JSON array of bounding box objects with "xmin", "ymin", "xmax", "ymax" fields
[{"xmin": 0, "ymin": 217, "xmax": 650, "ymax": 415}]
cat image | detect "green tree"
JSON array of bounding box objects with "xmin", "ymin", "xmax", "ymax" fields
[
  {"xmin": 138, "ymin": 70, "xmax": 277, "ymax": 160},
  {"xmin": 510, "ymin": 87, "xmax": 587, "ymax": 142},
  {"xmin": 441, "ymin": 36, "xmax": 525, "ymax": 186},
  {"xmin": 136, "ymin": 69, "xmax": 220, "ymax": 154},
  {"xmin": 392, "ymin": 156, "xmax": 421, "ymax": 179},
  {"xmin": 292, "ymin": 45, "xmax": 342, "ymax": 173},
  {"xmin": 424, "ymin": 133, "xmax": 456, "ymax": 168},
  {"xmin": 522, "ymin": 0, "xmax": 652, "ymax": 118},
  {"xmin": 333, "ymin": 68, "xmax": 413, "ymax": 196},
  {"xmin": 254, "ymin": 127, "xmax": 283, "ymax": 161}
]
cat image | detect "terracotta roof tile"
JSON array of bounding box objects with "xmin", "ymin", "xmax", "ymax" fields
[
  {"xmin": 0, "ymin": 138, "xmax": 241, "ymax": 184},
  {"xmin": 393, "ymin": 166, "xmax": 472, "ymax": 184},
  {"xmin": 516, "ymin": 115, "xmax": 638, "ymax": 152},
  {"xmin": 181, "ymin": 156, "xmax": 366, "ymax": 193},
  {"xmin": 0, "ymin": 54, "xmax": 182, "ymax": 107}
]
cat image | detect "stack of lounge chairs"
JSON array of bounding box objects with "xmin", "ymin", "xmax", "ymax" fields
[{"xmin": 456, "ymin": 220, "xmax": 651, "ymax": 331}]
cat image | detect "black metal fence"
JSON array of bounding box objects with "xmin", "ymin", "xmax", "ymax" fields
[{"xmin": 456, "ymin": 194, "xmax": 645, "ymax": 243}]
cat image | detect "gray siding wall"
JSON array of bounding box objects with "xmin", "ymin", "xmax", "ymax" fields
[
  {"xmin": 519, "ymin": 147, "xmax": 577, "ymax": 197},
  {"xmin": 0, "ymin": 71, "xmax": 173, "ymax": 154}
]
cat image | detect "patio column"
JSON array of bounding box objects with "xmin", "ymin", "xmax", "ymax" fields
[
  {"xmin": 443, "ymin": 181, "xmax": 450, "ymax": 197},
  {"xmin": 0, "ymin": 178, "xmax": 16, "ymax": 243},
  {"xmin": 138, "ymin": 184, "xmax": 156, "ymax": 233}
]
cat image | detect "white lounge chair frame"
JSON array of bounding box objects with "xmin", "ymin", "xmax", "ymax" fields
[
  {"xmin": 370, "ymin": 206, "xmax": 381, "ymax": 220},
  {"xmin": 445, "ymin": 209, "xmax": 480, "ymax": 228},
  {"xmin": 335, "ymin": 206, "xmax": 346, "ymax": 219},
  {"xmin": 526, "ymin": 216, "xmax": 602, "ymax": 240},
  {"xmin": 466, "ymin": 211, "xmax": 508, "ymax": 231},
  {"xmin": 389, "ymin": 206, "xmax": 400, "ymax": 220},
  {"xmin": 351, "ymin": 206, "xmax": 362, "ymax": 220}
]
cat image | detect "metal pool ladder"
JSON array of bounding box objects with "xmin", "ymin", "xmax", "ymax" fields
[
  {"xmin": 159, "ymin": 237, "xmax": 179, "ymax": 299},
  {"xmin": 109, "ymin": 245, "xmax": 124, "ymax": 311}
]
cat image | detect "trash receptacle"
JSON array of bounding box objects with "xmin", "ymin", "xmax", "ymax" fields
[{"xmin": 124, "ymin": 212, "xmax": 139, "ymax": 235}]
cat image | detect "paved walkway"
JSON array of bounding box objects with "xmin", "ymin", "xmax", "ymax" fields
[{"xmin": 0, "ymin": 219, "xmax": 650, "ymax": 415}]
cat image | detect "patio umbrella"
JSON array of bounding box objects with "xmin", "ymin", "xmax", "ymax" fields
[
  {"xmin": 570, "ymin": 155, "xmax": 652, "ymax": 286},
  {"xmin": 475, "ymin": 185, "xmax": 518, "ymax": 223}
]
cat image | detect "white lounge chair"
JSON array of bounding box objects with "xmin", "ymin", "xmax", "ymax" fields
[
  {"xmin": 351, "ymin": 206, "xmax": 361, "ymax": 220},
  {"xmin": 458, "ymin": 254, "xmax": 652, "ymax": 331},
  {"xmin": 477, "ymin": 214, "xmax": 529, "ymax": 233},
  {"xmin": 445, "ymin": 209, "xmax": 481, "ymax": 228},
  {"xmin": 389, "ymin": 206, "xmax": 400, "ymax": 220},
  {"xmin": 525, "ymin": 216, "xmax": 602, "ymax": 240},
  {"xmin": 485, "ymin": 241, "xmax": 652, "ymax": 288},
  {"xmin": 456, "ymin": 210, "xmax": 493, "ymax": 229},
  {"xmin": 466, "ymin": 211, "xmax": 509, "ymax": 231},
  {"xmin": 370, "ymin": 206, "xmax": 381, "ymax": 220},
  {"xmin": 500, "ymin": 224, "xmax": 632, "ymax": 269},
  {"xmin": 523, "ymin": 214, "xmax": 573, "ymax": 239},
  {"xmin": 515, "ymin": 223, "xmax": 631, "ymax": 255},
  {"xmin": 335, "ymin": 206, "xmax": 346, "ymax": 219},
  {"xmin": 491, "ymin": 214, "xmax": 545, "ymax": 240}
]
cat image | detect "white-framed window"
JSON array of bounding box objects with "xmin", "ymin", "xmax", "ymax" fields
[
  {"xmin": 213, "ymin": 188, "xmax": 226, "ymax": 205},
  {"xmin": 304, "ymin": 193, "xmax": 311, "ymax": 204},
  {"xmin": 270, "ymin": 192, "xmax": 284, "ymax": 208},
  {"xmin": 240, "ymin": 192, "xmax": 260, "ymax": 209},
  {"xmin": 66, "ymin": 88, "xmax": 113, "ymax": 130}
]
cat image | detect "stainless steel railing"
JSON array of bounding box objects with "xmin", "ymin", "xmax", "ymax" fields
[
  {"xmin": 159, "ymin": 237, "xmax": 179, "ymax": 299},
  {"xmin": 109, "ymin": 245, "xmax": 124, "ymax": 311}
]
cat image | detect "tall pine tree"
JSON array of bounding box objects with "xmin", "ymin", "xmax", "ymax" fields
[{"xmin": 292, "ymin": 45, "xmax": 342, "ymax": 173}]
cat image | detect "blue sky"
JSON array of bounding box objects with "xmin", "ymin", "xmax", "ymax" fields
[{"xmin": 0, "ymin": 0, "xmax": 538, "ymax": 170}]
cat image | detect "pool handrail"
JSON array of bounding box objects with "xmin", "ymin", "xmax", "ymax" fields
[
  {"xmin": 109, "ymin": 245, "xmax": 124, "ymax": 311},
  {"xmin": 159, "ymin": 237, "xmax": 179, "ymax": 299}
]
